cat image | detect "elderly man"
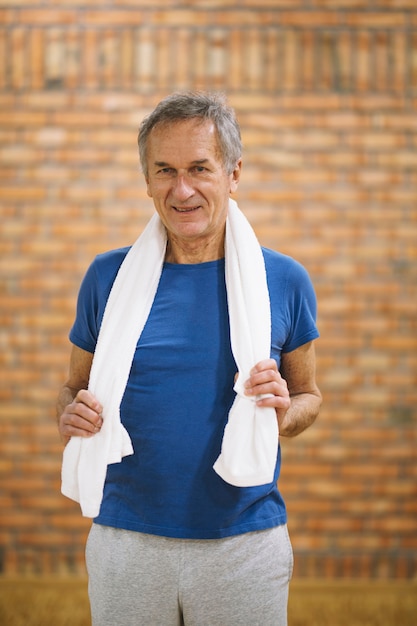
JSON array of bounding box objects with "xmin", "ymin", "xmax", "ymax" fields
[{"xmin": 57, "ymin": 92, "xmax": 321, "ymax": 626}]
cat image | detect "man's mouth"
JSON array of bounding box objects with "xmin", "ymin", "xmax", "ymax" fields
[{"xmin": 173, "ymin": 205, "xmax": 200, "ymax": 213}]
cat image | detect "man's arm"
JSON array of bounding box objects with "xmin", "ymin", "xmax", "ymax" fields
[
  {"xmin": 244, "ymin": 341, "xmax": 321, "ymax": 437},
  {"xmin": 56, "ymin": 345, "xmax": 103, "ymax": 445},
  {"xmin": 277, "ymin": 341, "xmax": 321, "ymax": 436}
]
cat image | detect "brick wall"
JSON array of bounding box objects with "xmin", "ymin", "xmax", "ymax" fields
[{"xmin": 1, "ymin": 0, "xmax": 416, "ymax": 579}]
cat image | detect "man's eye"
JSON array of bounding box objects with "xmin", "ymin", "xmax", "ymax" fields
[{"xmin": 157, "ymin": 168, "xmax": 173, "ymax": 175}]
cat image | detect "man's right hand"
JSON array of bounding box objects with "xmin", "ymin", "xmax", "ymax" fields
[{"xmin": 59, "ymin": 389, "xmax": 103, "ymax": 445}]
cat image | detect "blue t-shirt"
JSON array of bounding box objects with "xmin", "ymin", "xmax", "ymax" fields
[{"xmin": 70, "ymin": 247, "xmax": 319, "ymax": 539}]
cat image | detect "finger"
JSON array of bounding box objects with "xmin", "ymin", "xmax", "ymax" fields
[
  {"xmin": 250, "ymin": 359, "xmax": 278, "ymax": 375},
  {"xmin": 245, "ymin": 369, "xmax": 283, "ymax": 394},
  {"xmin": 60, "ymin": 400, "xmax": 103, "ymax": 439},
  {"xmin": 73, "ymin": 390, "xmax": 103, "ymax": 429},
  {"xmin": 71, "ymin": 405, "xmax": 102, "ymax": 430},
  {"xmin": 256, "ymin": 392, "xmax": 291, "ymax": 412},
  {"xmin": 60, "ymin": 413, "xmax": 101, "ymax": 439},
  {"xmin": 247, "ymin": 382, "xmax": 288, "ymax": 401},
  {"xmin": 61, "ymin": 420, "xmax": 98, "ymax": 439},
  {"xmin": 75, "ymin": 389, "xmax": 103, "ymax": 414}
]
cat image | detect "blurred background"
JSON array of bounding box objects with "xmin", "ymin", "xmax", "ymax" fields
[{"xmin": 1, "ymin": 0, "xmax": 416, "ymax": 597}]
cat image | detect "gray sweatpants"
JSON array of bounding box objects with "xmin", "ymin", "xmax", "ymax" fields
[{"xmin": 86, "ymin": 523, "xmax": 293, "ymax": 626}]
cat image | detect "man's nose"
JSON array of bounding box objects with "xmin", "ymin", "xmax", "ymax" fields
[{"xmin": 172, "ymin": 174, "xmax": 194, "ymax": 200}]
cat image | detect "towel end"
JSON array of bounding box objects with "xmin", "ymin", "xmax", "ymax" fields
[{"xmin": 212, "ymin": 459, "xmax": 275, "ymax": 488}]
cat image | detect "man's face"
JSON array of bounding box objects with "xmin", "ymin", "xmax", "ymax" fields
[{"xmin": 145, "ymin": 119, "xmax": 241, "ymax": 246}]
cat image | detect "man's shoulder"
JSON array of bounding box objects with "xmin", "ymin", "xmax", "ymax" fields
[
  {"xmin": 95, "ymin": 245, "xmax": 131, "ymax": 263},
  {"xmin": 261, "ymin": 246, "xmax": 314, "ymax": 288},
  {"xmin": 262, "ymin": 246, "xmax": 300, "ymax": 271},
  {"xmin": 92, "ymin": 246, "xmax": 131, "ymax": 272}
]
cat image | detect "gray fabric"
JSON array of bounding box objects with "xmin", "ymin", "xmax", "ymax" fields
[{"xmin": 86, "ymin": 523, "xmax": 293, "ymax": 626}]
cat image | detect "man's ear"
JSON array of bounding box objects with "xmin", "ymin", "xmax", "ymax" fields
[
  {"xmin": 146, "ymin": 178, "xmax": 152, "ymax": 198},
  {"xmin": 230, "ymin": 159, "xmax": 242, "ymax": 194}
]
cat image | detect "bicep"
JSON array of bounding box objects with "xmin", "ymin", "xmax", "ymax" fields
[{"xmin": 280, "ymin": 341, "xmax": 320, "ymax": 397}]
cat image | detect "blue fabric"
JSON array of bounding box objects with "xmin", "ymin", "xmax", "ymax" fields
[{"xmin": 70, "ymin": 247, "xmax": 319, "ymax": 539}]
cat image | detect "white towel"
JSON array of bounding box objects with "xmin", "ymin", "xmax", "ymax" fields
[
  {"xmin": 212, "ymin": 201, "xmax": 279, "ymax": 485},
  {"xmin": 61, "ymin": 199, "xmax": 278, "ymax": 517}
]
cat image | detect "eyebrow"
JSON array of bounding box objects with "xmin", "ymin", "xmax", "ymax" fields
[{"xmin": 153, "ymin": 159, "xmax": 210, "ymax": 168}]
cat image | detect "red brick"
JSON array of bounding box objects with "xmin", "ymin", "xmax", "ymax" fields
[
  {"xmin": 1, "ymin": 1, "xmax": 416, "ymax": 581},
  {"xmin": 18, "ymin": 9, "xmax": 79, "ymax": 25},
  {"xmin": 0, "ymin": 8, "xmax": 16, "ymax": 25},
  {"xmin": 0, "ymin": 110, "xmax": 47, "ymax": 125},
  {"xmin": 281, "ymin": 11, "xmax": 341, "ymax": 27},
  {"xmin": 344, "ymin": 11, "xmax": 406, "ymax": 27}
]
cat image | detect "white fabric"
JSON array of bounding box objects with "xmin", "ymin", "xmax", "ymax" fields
[
  {"xmin": 61, "ymin": 199, "xmax": 278, "ymax": 517},
  {"xmin": 61, "ymin": 215, "xmax": 167, "ymax": 518},
  {"xmin": 212, "ymin": 201, "xmax": 279, "ymax": 485}
]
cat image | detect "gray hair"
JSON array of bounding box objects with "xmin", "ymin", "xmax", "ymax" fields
[{"xmin": 138, "ymin": 91, "xmax": 242, "ymax": 178}]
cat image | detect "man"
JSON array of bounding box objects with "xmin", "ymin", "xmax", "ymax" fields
[{"xmin": 57, "ymin": 91, "xmax": 321, "ymax": 626}]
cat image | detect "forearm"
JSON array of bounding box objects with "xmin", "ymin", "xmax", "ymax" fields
[
  {"xmin": 56, "ymin": 385, "xmax": 79, "ymax": 445},
  {"xmin": 56, "ymin": 384, "xmax": 78, "ymax": 423},
  {"xmin": 56, "ymin": 346, "xmax": 101, "ymax": 444},
  {"xmin": 278, "ymin": 391, "xmax": 322, "ymax": 437}
]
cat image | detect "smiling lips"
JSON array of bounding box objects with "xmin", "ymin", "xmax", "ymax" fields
[{"xmin": 173, "ymin": 205, "xmax": 201, "ymax": 213}]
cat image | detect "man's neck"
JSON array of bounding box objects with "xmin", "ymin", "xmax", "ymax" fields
[{"xmin": 164, "ymin": 234, "xmax": 225, "ymax": 264}]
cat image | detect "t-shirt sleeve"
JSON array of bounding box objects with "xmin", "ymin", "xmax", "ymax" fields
[
  {"xmin": 281, "ymin": 258, "xmax": 319, "ymax": 353},
  {"xmin": 69, "ymin": 261, "xmax": 101, "ymax": 353},
  {"xmin": 69, "ymin": 247, "xmax": 129, "ymax": 353}
]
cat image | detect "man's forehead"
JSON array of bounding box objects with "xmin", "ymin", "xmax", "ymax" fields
[{"xmin": 147, "ymin": 119, "xmax": 220, "ymax": 161}]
